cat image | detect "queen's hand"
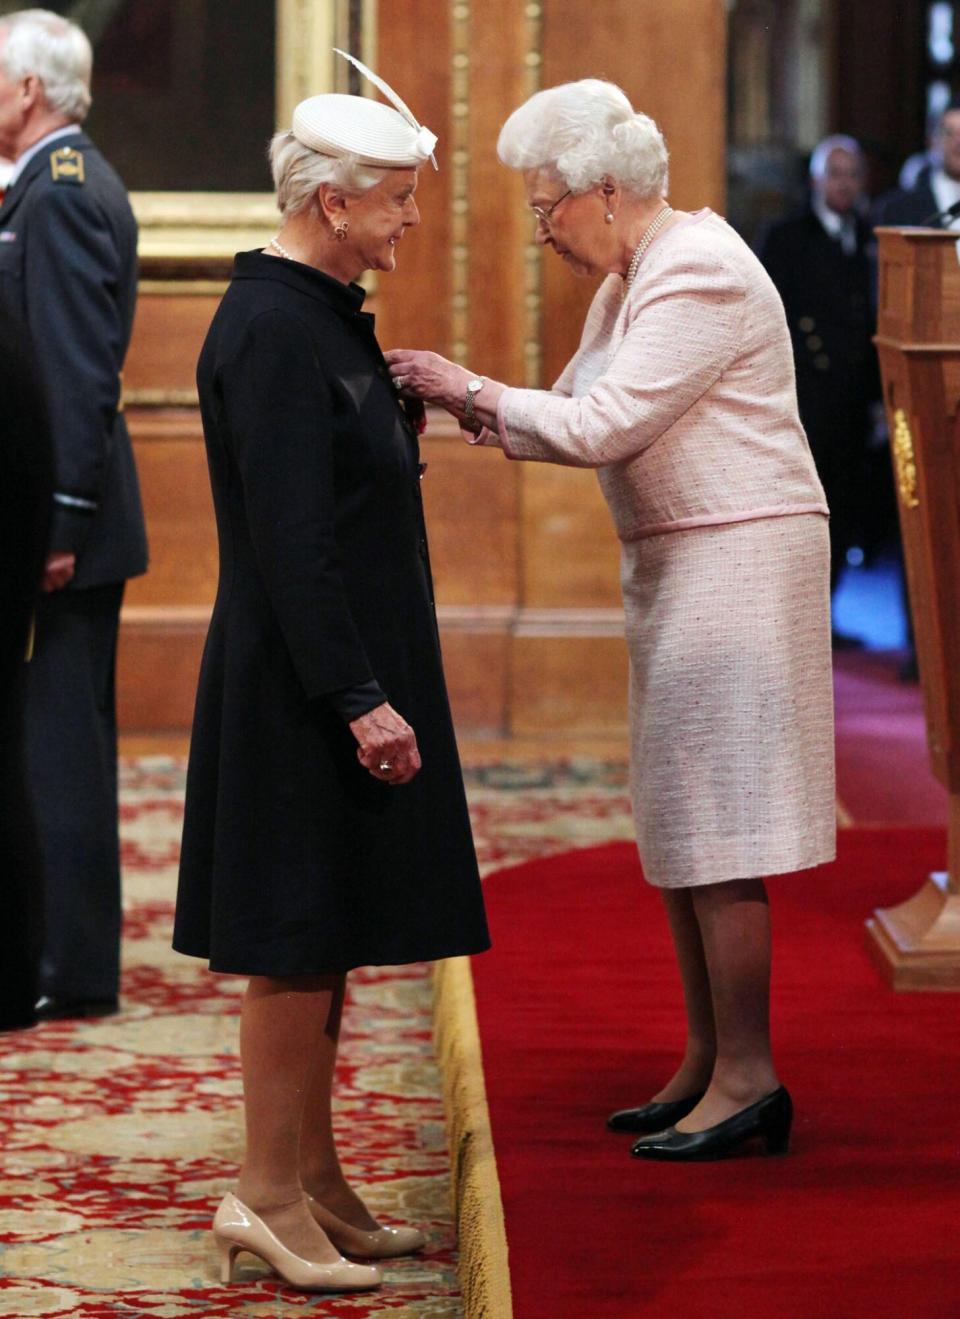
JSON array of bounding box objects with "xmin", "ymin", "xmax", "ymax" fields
[
  {"xmin": 385, "ymin": 349, "xmax": 505, "ymax": 444},
  {"xmin": 383, "ymin": 348, "xmax": 469, "ymax": 411}
]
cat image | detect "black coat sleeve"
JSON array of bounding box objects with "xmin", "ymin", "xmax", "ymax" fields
[
  {"xmin": 24, "ymin": 182, "xmax": 127, "ymax": 555},
  {"xmin": 0, "ymin": 308, "xmax": 52, "ymax": 679},
  {"xmin": 221, "ymin": 306, "xmax": 388, "ymax": 716},
  {"xmin": 755, "ymin": 222, "xmax": 797, "ymax": 316}
]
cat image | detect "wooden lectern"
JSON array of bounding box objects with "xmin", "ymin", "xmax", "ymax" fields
[{"xmin": 867, "ymin": 227, "xmax": 960, "ymax": 990}]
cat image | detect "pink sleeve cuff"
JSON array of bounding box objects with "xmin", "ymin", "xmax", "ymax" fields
[
  {"xmin": 495, "ymin": 391, "xmax": 519, "ymax": 458},
  {"xmin": 461, "ymin": 423, "xmax": 502, "ymax": 448}
]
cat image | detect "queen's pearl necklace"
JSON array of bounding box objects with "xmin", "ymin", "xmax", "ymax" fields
[{"xmin": 622, "ymin": 205, "xmax": 674, "ymax": 294}]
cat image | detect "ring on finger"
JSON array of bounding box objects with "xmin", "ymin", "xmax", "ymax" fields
[{"xmin": 378, "ymin": 759, "xmax": 393, "ymax": 772}]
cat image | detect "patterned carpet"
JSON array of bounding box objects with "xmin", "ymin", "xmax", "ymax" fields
[{"xmin": 0, "ymin": 758, "xmax": 633, "ymax": 1317}]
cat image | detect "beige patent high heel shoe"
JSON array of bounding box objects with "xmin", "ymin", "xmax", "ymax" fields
[
  {"xmin": 213, "ymin": 1192, "xmax": 382, "ymax": 1291},
  {"xmin": 306, "ymin": 1193, "xmax": 427, "ymax": 1259}
]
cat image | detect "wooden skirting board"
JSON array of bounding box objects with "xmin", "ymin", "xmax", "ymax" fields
[{"xmin": 117, "ymin": 605, "xmax": 630, "ymax": 736}]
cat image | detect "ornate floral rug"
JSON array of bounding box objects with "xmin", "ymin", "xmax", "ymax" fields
[{"xmin": 0, "ymin": 758, "xmax": 632, "ymax": 1318}]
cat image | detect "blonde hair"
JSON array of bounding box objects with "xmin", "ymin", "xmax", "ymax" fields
[
  {"xmin": 497, "ymin": 79, "xmax": 669, "ymax": 199},
  {"xmin": 269, "ymin": 131, "xmax": 388, "ymax": 217}
]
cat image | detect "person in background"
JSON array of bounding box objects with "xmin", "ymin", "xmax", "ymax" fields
[
  {"xmin": 0, "ymin": 306, "xmax": 52, "ymax": 1032},
  {"xmin": 0, "ymin": 9, "xmax": 148, "ymax": 1021},
  {"xmin": 757, "ymin": 135, "xmax": 882, "ymax": 649},
  {"xmin": 897, "ymin": 110, "xmax": 941, "ymax": 193},
  {"xmin": 878, "ymin": 98, "xmax": 960, "ymax": 228}
]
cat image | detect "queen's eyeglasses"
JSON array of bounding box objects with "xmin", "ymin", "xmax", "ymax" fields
[{"xmin": 530, "ymin": 189, "xmax": 572, "ymax": 227}]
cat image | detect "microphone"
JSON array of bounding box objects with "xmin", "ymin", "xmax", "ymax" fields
[{"xmin": 920, "ymin": 199, "xmax": 960, "ymax": 225}]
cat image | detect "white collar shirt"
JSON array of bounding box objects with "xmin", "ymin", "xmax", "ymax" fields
[
  {"xmin": 811, "ymin": 197, "xmax": 858, "ymax": 256},
  {"xmin": 929, "ymin": 168, "xmax": 960, "ymax": 229},
  {"xmin": 8, "ymin": 124, "xmax": 81, "ymax": 187}
]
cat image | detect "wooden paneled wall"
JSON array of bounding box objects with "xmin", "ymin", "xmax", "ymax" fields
[{"xmin": 118, "ymin": 0, "xmax": 727, "ymax": 737}]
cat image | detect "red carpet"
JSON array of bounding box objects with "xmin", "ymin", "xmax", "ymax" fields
[
  {"xmin": 472, "ymin": 831, "xmax": 960, "ymax": 1319},
  {"xmin": 833, "ymin": 652, "xmax": 946, "ymax": 824}
]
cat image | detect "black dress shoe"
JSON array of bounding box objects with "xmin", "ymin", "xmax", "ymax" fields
[
  {"xmin": 607, "ymin": 1092, "xmax": 705, "ymax": 1133},
  {"xmin": 630, "ymin": 1086, "xmax": 792, "ymax": 1161},
  {"xmin": 35, "ymin": 996, "xmax": 119, "ymax": 1021}
]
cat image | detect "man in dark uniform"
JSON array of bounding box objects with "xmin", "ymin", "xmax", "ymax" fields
[
  {"xmin": 758, "ymin": 134, "xmax": 881, "ymax": 646},
  {"xmin": 877, "ymin": 98, "xmax": 960, "ymax": 228},
  {"xmin": 0, "ymin": 9, "xmax": 148, "ymax": 1019}
]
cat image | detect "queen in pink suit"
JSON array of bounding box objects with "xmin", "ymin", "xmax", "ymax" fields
[{"xmin": 387, "ymin": 80, "xmax": 835, "ymax": 1161}]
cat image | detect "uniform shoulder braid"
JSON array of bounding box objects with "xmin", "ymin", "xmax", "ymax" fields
[{"xmin": 49, "ymin": 145, "xmax": 85, "ymax": 185}]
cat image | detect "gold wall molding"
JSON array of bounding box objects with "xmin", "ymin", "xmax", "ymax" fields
[
  {"xmin": 131, "ymin": 4, "xmax": 379, "ymax": 261},
  {"xmin": 276, "ymin": 0, "xmax": 377, "ymax": 127},
  {"xmin": 450, "ymin": 1, "xmax": 470, "ymax": 364},
  {"xmin": 137, "ymin": 281, "xmax": 229, "ymax": 297},
  {"xmin": 126, "ymin": 389, "xmax": 200, "ymax": 408},
  {"xmin": 120, "ymin": 601, "xmax": 626, "ymax": 637},
  {"xmin": 132, "ymin": 191, "xmax": 277, "ymax": 262},
  {"xmin": 442, "ymin": 605, "xmax": 625, "ymax": 636},
  {"xmin": 522, "ymin": 2, "xmax": 543, "ymax": 386},
  {"xmin": 276, "ymin": 0, "xmax": 339, "ymax": 127}
]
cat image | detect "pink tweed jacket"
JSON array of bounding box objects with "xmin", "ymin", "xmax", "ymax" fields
[{"xmin": 494, "ymin": 209, "xmax": 828, "ymax": 539}]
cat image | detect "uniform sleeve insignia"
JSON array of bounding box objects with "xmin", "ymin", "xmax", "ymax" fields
[{"xmin": 50, "ymin": 146, "xmax": 85, "ymax": 184}]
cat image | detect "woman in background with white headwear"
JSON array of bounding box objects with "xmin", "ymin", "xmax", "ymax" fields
[{"xmin": 173, "ymin": 59, "xmax": 489, "ymax": 1294}]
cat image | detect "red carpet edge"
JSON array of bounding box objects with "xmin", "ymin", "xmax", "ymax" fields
[
  {"xmin": 432, "ymin": 955, "xmax": 514, "ymax": 1318},
  {"xmin": 470, "ymin": 831, "xmax": 960, "ymax": 1319}
]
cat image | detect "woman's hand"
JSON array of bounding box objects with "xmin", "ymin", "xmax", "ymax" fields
[
  {"xmin": 42, "ymin": 551, "xmax": 76, "ymax": 593},
  {"xmin": 349, "ymin": 702, "xmax": 422, "ymax": 785},
  {"xmin": 384, "ymin": 349, "xmax": 470, "ymax": 411}
]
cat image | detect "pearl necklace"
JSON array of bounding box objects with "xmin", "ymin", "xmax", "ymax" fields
[
  {"xmin": 268, "ymin": 235, "xmax": 294, "ymax": 260},
  {"xmin": 622, "ymin": 205, "xmax": 674, "ymax": 295}
]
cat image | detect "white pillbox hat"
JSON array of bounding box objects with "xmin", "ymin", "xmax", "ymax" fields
[{"xmin": 291, "ymin": 50, "xmax": 438, "ymax": 170}]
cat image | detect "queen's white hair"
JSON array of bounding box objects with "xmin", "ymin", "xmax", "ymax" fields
[
  {"xmin": 497, "ymin": 79, "xmax": 669, "ymax": 199},
  {"xmin": 0, "ymin": 9, "xmax": 92, "ymax": 123},
  {"xmin": 269, "ymin": 131, "xmax": 388, "ymax": 217},
  {"xmin": 808, "ymin": 134, "xmax": 862, "ymax": 180}
]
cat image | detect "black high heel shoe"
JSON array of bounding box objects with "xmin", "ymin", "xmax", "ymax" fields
[
  {"xmin": 630, "ymin": 1086, "xmax": 793, "ymax": 1161},
  {"xmin": 607, "ymin": 1092, "xmax": 705, "ymax": 1134}
]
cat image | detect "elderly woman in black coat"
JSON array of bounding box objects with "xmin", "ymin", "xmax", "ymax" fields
[{"xmin": 173, "ymin": 62, "xmax": 489, "ymax": 1295}]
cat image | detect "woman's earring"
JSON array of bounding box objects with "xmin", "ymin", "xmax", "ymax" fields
[
  {"xmin": 604, "ymin": 212, "xmax": 615, "ymax": 224},
  {"xmin": 334, "ymin": 220, "xmax": 349, "ymax": 241}
]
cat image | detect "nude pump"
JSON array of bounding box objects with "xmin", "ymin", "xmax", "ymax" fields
[
  {"xmin": 306, "ymin": 1193, "xmax": 426, "ymax": 1258},
  {"xmin": 213, "ymin": 1192, "xmax": 382, "ymax": 1291}
]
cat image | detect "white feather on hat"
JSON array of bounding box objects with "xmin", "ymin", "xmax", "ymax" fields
[{"xmin": 291, "ymin": 50, "xmax": 438, "ymax": 170}]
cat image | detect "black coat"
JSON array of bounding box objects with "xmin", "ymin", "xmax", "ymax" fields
[
  {"xmin": 0, "ymin": 307, "xmax": 52, "ymax": 1030},
  {"xmin": 173, "ymin": 253, "xmax": 490, "ymax": 975},
  {"xmin": 875, "ymin": 179, "xmax": 942, "ymax": 228},
  {"xmin": 0, "ymin": 131, "xmax": 147, "ymax": 587},
  {"xmin": 756, "ymin": 205, "xmax": 880, "ymax": 439},
  {"xmin": 757, "ymin": 205, "xmax": 885, "ymax": 572}
]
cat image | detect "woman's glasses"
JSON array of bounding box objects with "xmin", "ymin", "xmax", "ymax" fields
[{"xmin": 530, "ymin": 189, "xmax": 572, "ymax": 227}]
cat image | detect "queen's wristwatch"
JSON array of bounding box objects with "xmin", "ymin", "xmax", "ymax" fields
[{"xmin": 464, "ymin": 375, "xmax": 486, "ymax": 424}]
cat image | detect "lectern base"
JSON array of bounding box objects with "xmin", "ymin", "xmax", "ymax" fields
[{"xmin": 866, "ymin": 872, "xmax": 960, "ymax": 990}]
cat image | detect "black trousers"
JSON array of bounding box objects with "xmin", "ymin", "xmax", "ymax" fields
[
  {"xmin": 0, "ymin": 674, "xmax": 42, "ymax": 1030},
  {"xmin": 23, "ymin": 582, "xmax": 124, "ymax": 1002},
  {"xmin": 805, "ymin": 410, "xmax": 869, "ymax": 597}
]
